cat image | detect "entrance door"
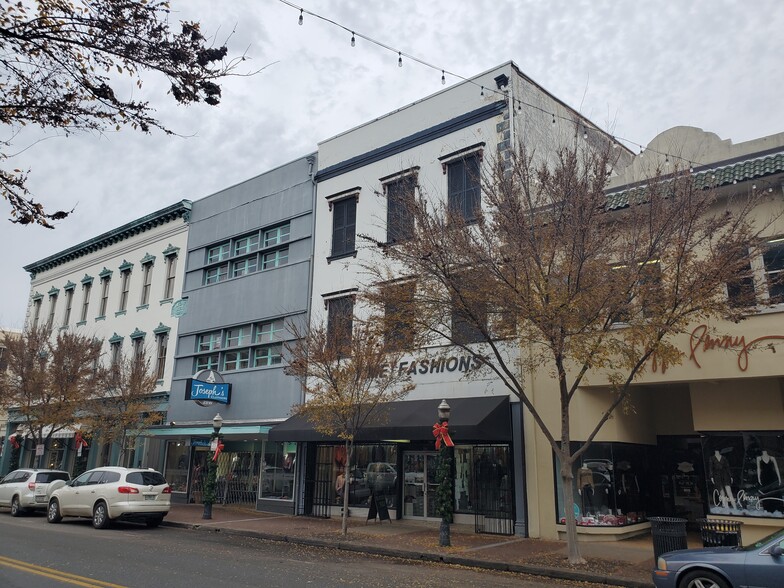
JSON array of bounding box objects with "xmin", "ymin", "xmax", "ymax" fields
[{"xmin": 403, "ymin": 452, "xmax": 440, "ymax": 519}]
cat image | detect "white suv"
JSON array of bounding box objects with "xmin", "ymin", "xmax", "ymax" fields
[
  {"xmin": 0, "ymin": 469, "xmax": 71, "ymax": 516},
  {"xmin": 47, "ymin": 467, "xmax": 171, "ymax": 529}
]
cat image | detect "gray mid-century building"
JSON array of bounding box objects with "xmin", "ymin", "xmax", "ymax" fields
[{"xmin": 151, "ymin": 154, "xmax": 316, "ymax": 513}]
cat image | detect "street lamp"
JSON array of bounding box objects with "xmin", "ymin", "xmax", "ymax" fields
[
  {"xmin": 202, "ymin": 413, "xmax": 224, "ymax": 520},
  {"xmin": 435, "ymin": 399, "xmax": 453, "ymax": 547}
]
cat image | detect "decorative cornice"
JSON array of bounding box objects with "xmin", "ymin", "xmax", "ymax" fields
[
  {"xmin": 81, "ymin": 274, "xmax": 94, "ymax": 285},
  {"xmin": 140, "ymin": 253, "xmax": 156, "ymax": 265},
  {"xmin": 108, "ymin": 333, "xmax": 123, "ymax": 344},
  {"xmin": 162, "ymin": 243, "xmax": 180, "ymax": 257},
  {"xmin": 118, "ymin": 259, "xmax": 134, "ymax": 272},
  {"xmin": 63, "ymin": 281, "xmax": 76, "ymax": 291},
  {"xmin": 153, "ymin": 322, "xmax": 171, "ymax": 335},
  {"xmin": 23, "ymin": 200, "xmax": 192, "ymax": 275},
  {"xmin": 47, "ymin": 286, "xmax": 60, "ymax": 296},
  {"xmin": 130, "ymin": 327, "xmax": 146, "ymax": 339},
  {"xmin": 315, "ymin": 101, "xmax": 506, "ymax": 182},
  {"xmin": 31, "ymin": 291, "xmax": 43, "ymax": 301},
  {"xmin": 98, "ymin": 267, "xmax": 113, "ymax": 279}
]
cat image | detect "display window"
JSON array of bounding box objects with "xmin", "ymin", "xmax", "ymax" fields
[
  {"xmin": 261, "ymin": 441, "xmax": 296, "ymax": 500},
  {"xmin": 164, "ymin": 441, "xmax": 189, "ymax": 493},
  {"xmin": 702, "ymin": 433, "xmax": 784, "ymax": 518},
  {"xmin": 555, "ymin": 442, "xmax": 651, "ymax": 527},
  {"xmin": 454, "ymin": 445, "xmax": 511, "ymax": 515},
  {"xmin": 316, "ymin": 443, "xmax": 398, "ymax": 508}
]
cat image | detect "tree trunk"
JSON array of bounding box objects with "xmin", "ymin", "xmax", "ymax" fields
[
  {"xmin": 560, "ymin": 457, "xmax": 584, "ymax": 564},
  {"xmin": 341, "ymin": 440, "xmax": 352, "ymax": 536}
]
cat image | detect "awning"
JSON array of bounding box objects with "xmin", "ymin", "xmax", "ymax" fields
[
  {"xmin": 144, "ymin": 425, "xmax": 271, "ymax": 438},
  {"xmin": 16, "ymin": 424, "xmax": 81, "ymax": 439},
  {"xmin": 268, "ymin": 396, "xmax": 511, "ymax": 443}
]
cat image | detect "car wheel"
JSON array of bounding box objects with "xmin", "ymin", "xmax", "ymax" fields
[
  {"xmin": 47, "ymin": 499, "xmax": 62, "ymax": 523},
  {"xmin": 92, "ymin": 502, "xmax": 111, "ymax": 529},
  {"xmin": 10, "ymin": 496, "xmax": 25, "ymax": 517},
  {"xmin": 679, "ymin": 569, "xmax": 730, "ymax": 588},
  {"xmin": 145, "ymin": 516, "xmax": 163, "ymax": 528}
]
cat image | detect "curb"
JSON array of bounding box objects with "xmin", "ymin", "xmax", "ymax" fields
[{"xmin": 162, "ymin": 520, "xmax": 653, "ymax": 588}]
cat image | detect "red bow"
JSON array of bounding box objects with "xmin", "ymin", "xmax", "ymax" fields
[
  {"xmin": 10, "ymin": 435, "xmax": 20, "ymax": 450},
  {"xmin": 212, "ymin": 442, "xmax": 224, "ymax": 462},
  {"xmin": 432, "ymin": 422, "xmax": 454, "ymax": 450},
  {"xmin": 74, "ymin": 432, "xmax": 88, "ymax": 449}
]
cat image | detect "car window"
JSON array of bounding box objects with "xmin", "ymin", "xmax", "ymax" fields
[
  {"xmin": 126, "ymin": 471, "xmax": 166, "ymax": 486},
  {"xmin": 72, "ymin": 471, "xmax": 93, "ymax": 487},
  {"xmin": 1, "ymin": 472, "xmax": 19, "ymax": 484},
  {"xmin": 100, "ymin": 472, "xmax": 121, "ymax": 484},
  {"xmin": 35, "ymin": 472, "xmax": 69, "ymax": 483},
  {"xmin": 16, "ymin": 472, "xmax": 32, "ymax": 483},
  {"xmin": 742, "ymin": 527, "xmax": 784, "ymax": 551},
  {"xmin": 85, "ymin": 471, "xmax": 105, "ymax": 485}
]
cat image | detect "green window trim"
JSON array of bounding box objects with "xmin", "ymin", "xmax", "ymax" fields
[
  {"xmin": 31, "ymin": 292, "xmax": 43, "ymax": 301},
  {"xmin": 64, "ymin": 281, "xmax": 76, "ymax": 291},
  {"xmin": 81, "ymin": 274, "xmax": 94, "ymax": 285},
  {"xmin": 119, "ymin": 259, "xmax": 134, "ymax": 272},
  {"xmin": 115, "ymin": 310, "xmax": 127, "ymax": 317},
  {"xmin": 162, "ymin": 243, "xmax": 180, "ymax": 257},
  {"xmin": 136, "ymin": 304, "xmax": 150, "ymax": 311},
  {"xmin": 130, "ymin": 328, "xmax": 146, "ymax": 340},
  {"xmin": 98, "ymin": 267, "xmax": 113, "ymax": 279},
  {"xmin": 108, "ymin": 333, "xmax": 124, "ymax": 344},
  {"xmin": 153, "ymin": 322, "xmax": 171, "ymax": 335},
  {"xmin": 48, "ymin": 286, "xmax": 60, "ymax": 296},
  {"xmin": 140, "ymin": 253, "xmax": 156, "ymax": 264}
]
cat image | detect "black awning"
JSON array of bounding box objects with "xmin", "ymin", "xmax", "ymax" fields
[{"xmin": 268, "ymin": 396, "xmax": 511, "ymax": 443}]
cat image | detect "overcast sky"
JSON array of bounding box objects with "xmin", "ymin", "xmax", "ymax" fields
[{"xmin": 1, "ymin": 0, "xmax": 782, "ymax": 328}]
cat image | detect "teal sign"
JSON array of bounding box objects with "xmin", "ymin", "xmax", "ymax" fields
[{"xmin": 185, "ymin": 378, "xmax": 232, "ymax": 405}]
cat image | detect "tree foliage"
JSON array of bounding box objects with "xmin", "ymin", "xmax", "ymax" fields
[
  {"xmin": 0, "ymin": 326, "xmax": 102, "ymax": 465},
  {"xmin": 83, "ymin": 347, "xmax": 163, "ymax": 466},
  {"xmin": 0, "ymin": 0, "xmax": 243, "ymax": 227},
  {"xmin": 364, "ymin": 141, "xmax": 776, "ymax": 562},
  {"xmin": 285, "ymin": 315, "xmax": 415, "ymax": 535}
]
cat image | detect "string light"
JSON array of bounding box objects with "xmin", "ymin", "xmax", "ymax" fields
[
  {"xmin": 480, "ymin": 86, "xmax": 484, "ymax": 97},
  {"xmin": 276, "ymin": 0, "xmax": 778, "ymax": 183}
]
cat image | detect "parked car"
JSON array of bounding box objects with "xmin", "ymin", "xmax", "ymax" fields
[
  {"xmin": 652, "ymin": 526, "xmax": 784, "ymax": 588},
  {"xmin": 0, "ymin": 469, "xmax": 70, "ymax": 516},
  {"xmin": 47, "ymin": 467, "xmax": 171, "ymax": 529}
]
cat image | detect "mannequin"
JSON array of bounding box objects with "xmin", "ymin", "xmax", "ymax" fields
[
  {"xmin": 577, "ymin": 463, "xmax": 594, "ymax": 514},
  {"xmin": 757, "ymin": 450, "xmax": 781, "ymax": 487},
  {"xmin": 709, "ymin": 450, "xmax": 736, "ymax": 509}
]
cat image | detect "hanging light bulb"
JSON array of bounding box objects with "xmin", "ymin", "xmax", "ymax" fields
[
  {"xmin": 689, "ymin": 163, "xmax": 694, "ymax": 173},
  {"xmin": 583, "ymin": 127, "xmax": 588, "ymax": 140},
  {"xmin": 298, "ymin": 9, "xmax": 303, "ymax": 25},
  {"xmin": 351, "ymin": 32, "xmax": 355, "ymax": 47},
  {"xmin": 480, "ymin": 86, "xmax": 484, "ymax": 96},
  {"xmin": 665, "ymin": 155, "xmax": 670, "ymax": 167},
  {"xmin": 517, "ymin": 100, "xmax": 521, "ymax": 112},
  {"xmin": 441, "ymin": 70, "xmax": 445, "ymax": 85},
  {"xmin": 552, "ymin": 113, "xmax": 556, "ymax": 124},
  {"xmin": 640, "ymin": 146, "xmax": 644, "ymax": 158},
  {"xmin": 398, "ymin": 52, "xmax": 403, "ymax": 67}
]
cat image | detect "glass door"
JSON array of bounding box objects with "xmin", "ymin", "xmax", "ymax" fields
[{"xmin": 403, "ymin": 452, "xmax": 440, "ymax": 519}]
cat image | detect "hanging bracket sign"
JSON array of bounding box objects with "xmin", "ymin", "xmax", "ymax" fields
[{"xmin": 186, "ymin": 369, "xmax": 232, "ymax": 406}]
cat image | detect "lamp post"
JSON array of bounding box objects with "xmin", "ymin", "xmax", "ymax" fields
[
  {"xmin": 435, "ymin": 399, "xmax": 454, "ymax": 547},
  {"xmin": 202, "ymin": 413, "xmax": 224, "ymax": 520}
]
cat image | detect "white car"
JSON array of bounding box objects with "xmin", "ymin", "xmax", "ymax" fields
[
  {"xmin": 0, "ymin": 469, "xmax": 70, "ymax": 516},
  {"xmin": 47, "ymin": 467, "xmax": 171, "ymax": 529}
]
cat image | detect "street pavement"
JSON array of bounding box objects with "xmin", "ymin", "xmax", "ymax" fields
[{"xmin": 164, "ymin": 504, "xmax": 666, "ymax": 587}]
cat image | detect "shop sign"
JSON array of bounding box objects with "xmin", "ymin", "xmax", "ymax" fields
[
  {"xmin": 191, "ymin": 438, "xmax": 211, "ymax": 447},
  {"xmin": 186, "ymin": 369, "xmax": 232, "ymax": 406},
  {"xmin": 652, "ymin": 324, "xmax": 784, "ymax": 373}
]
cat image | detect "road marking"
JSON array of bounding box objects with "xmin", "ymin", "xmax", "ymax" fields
[{"xmin": 0, "ymin": 555, "xmax": 127, "ymax": 588}]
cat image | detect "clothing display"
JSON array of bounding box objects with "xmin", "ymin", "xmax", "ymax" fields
[
  {"xmin": 758, "ymin": 453, "xmax": 780, "ymax": 487},
  {"xmin": 709, "ymin": 453, "xmax": 732, "ymax": 488}
]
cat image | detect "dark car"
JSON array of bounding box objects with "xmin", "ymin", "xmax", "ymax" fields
[{"xmin": 652, "ymin": 527, "xmax": 784, "ymax": 588}]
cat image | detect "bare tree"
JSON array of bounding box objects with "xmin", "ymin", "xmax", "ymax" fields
[
  {"xmin": 0, "ymin": 0, "xmax": 249, "ymax": 227},
  {"xmin": 363, "ymin": 141, "xmax": 775, "ymax": 563},
  {"xmin": 83, "ymin": 348, "xmax": 163, "ymax": 466},
  {"xmin": 284, "ymin": 315, "xmax": 415, "ymax": 536},
  {"xmin": 0, "ymin": 326, "xmax": 102, "ymax": 467}
]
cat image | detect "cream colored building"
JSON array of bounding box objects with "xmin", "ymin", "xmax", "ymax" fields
[{"xmin": 524, "ymin": 127, "xmax": 784, "ymax": 543}]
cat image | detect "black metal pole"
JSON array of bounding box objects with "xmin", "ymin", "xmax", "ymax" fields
[{"xmin": 202, "ymin": 429, "xmax": 218, "ymax": 520}]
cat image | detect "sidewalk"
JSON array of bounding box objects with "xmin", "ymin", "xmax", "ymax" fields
[{"xmin": 163, "ymin": 504, "xmax": 660, "ymax": 587}]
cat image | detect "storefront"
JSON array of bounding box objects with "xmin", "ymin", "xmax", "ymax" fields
[{"xmin": 269, "ymin": 396, "xmax": 516, "ymax": 533}]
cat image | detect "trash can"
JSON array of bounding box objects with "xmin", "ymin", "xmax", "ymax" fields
[
  {"xmin": 649, "ymin": 516, "xmax": 688, "ymax": 559},
  {"xmin": 697, "ymin": 518, "xmax": 742, "ymax": 548}
]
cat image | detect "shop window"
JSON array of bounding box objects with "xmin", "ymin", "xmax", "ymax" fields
[
  {"xmin": 454, "ymin": 445, "xmax": 511, "ymax": 515},
  {"xmin": 46, "ymin": 439, "xmax": 66, "ymax": 470},
  {"xmin": 327, "ymin": 296, "xmax": 354, "ymax": 354},
  {"xmin": 164, "ymin": 441, "xmax": 189, "ymax": 493},
  {"xmin": 446, "ymin": 153, "xmax": 481, "ymax": 224},
  {"xmin": 383, "ymin": 282, "xmax": 415, "ymax": 351},
  {"xmin": 385, "ymin": 174, "xmax": 416, "ymax": 243},
  {"xmin": 726, "ymin": 253, "xmax": 755, "ymax": 308},
  {"xmin": 330, "ymin": 197, "xmax": 357, "ymax": 258},
  {"xmin": 702, "ymin": 433, "xmax": 784, "ymax": 518},
  {"xmin": 555, "ymin": 442, "xmax": 650, "ymax": 527},
  {"xmin": 261, "ymin": 441, "xmax": 297, "ymax": 500},
  {"xmin": 763, "ymin": 240, "xmax": 784, "ymax": 303},
  {"xmin": 316, "ymin": 443, "xmax": 398, "ymax": 509}
]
